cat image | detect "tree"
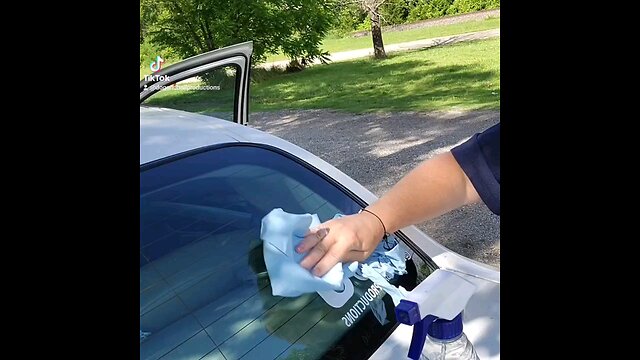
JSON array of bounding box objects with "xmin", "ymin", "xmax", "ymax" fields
[
  {"xmin": 339, "ymin": 0, "xmax": 386, "ymax": 59},
  {"xmin": 141, "ymin": 0, "xmax": 335, "ymax": 66},
  {"xmin": 361, "ymin": 0, "xmax": 387, "ymax": 58}
]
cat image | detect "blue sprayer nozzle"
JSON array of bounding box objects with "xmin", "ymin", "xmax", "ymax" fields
[{"xmin": 394, "ymin": 269, "xmax": 476, "ymax": 360}]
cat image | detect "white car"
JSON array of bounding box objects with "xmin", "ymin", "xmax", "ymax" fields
[{"xmin": 140, "ymin": 42, "xmax": 499, "ymax": 360}]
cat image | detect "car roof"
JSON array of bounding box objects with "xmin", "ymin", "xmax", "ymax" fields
[
  {"xmin": 139, "ymin": 105, "xmax": 382, "ymax": 204},
  {"xmin": 141, "ymin": 105, "xmax": 367, "ymax": 171},
  {"xmin": 140, "ymin": 106, "xmax": 263, "ymax": 164}
]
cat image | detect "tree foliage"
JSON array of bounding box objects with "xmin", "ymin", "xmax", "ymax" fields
[
  {"xmin": 330, "ymin": 2, "xmax": 368, "ymax": 36},
  {"xmin": 407, "ymin": 0, "xmax": 455, "ymax": 22},
  {"xmin": 333, "ymin": 0, "xmax": 499, "ymax": 31},
  {"xmin": 141, "ymin": 0, "xmax": 336, "ymax": 64},
  {"xmin": 447, "ymin": 0, "xmax": 500, "ymax": 14},
  {"xmin": 380, "ymin": 0, "xmax": 419, "ymax": 25}
]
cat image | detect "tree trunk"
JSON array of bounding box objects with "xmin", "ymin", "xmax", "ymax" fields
[{"xmin": 370, "ymin": 11, "xmax": 386, "ymax": 59}]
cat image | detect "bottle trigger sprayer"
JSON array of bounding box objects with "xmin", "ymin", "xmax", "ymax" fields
[{"xmin": 394, "ymin": 269, "xmax": 477, "ymax": 360}]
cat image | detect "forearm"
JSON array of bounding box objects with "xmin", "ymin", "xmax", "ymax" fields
[{"xmin": 365, "ymin": 152, "xmax": 480, "ymax": 233}]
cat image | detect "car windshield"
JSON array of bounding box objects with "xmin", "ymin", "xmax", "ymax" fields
[{"xmin": 140, "ymin": 144, "xmax": 429, "ymax": 360}]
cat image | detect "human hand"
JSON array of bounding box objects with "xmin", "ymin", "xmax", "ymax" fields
[{"xmin": 296, "ymin": 211, "xmax": 387, "ymax": 277}]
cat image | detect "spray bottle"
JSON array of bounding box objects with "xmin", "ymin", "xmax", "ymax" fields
[{"xmin": 395, "ymin": 269, "xmax": 478, "ymax": 360}]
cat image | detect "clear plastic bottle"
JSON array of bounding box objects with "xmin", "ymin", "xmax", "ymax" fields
[{"xmin": 422, "ymin": 312, "xmax": 479, "ymax": 360}]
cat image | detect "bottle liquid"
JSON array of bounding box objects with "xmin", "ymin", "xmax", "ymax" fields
[{"xmin": 422, "ymin": 312, "xmax": 478, "ymax": 360}]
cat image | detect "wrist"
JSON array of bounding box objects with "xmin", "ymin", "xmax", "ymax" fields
[{"xmin": 360, "ymin": 208, "xmax": 389, "ymax": 240}]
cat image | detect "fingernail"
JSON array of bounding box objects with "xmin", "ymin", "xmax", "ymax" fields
[
  {"xmin": 312, "ymin": 268, "xmax": 322, "ymax": 277},
  {"xmin": 295, "ymin": 245, "xmax": 303, "ymax": 253}
]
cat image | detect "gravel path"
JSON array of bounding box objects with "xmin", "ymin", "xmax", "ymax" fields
[{"xmin": 250, "ymin": 110, "xmax": 500, "ymax": 269}]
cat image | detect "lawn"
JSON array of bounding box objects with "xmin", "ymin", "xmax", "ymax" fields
[
  {"xmin": 144, "ymin": 37, "xmax": 500, "ymax": 114},
  {"xmin": 265, "ymin": 17, "xmax": 500, "ymax": 62},
  {"xmin": 140, "ymin": 16, "xmax": 499, "ymax": 80}
]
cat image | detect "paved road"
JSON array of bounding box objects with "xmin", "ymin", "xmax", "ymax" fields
[
  {"xmin": 251, "ymin": 110, "xmax": 500, "ymax": 269},
  {"xmin": 260, "ymin": 28, "xmax": 500, "ymax": 70}
]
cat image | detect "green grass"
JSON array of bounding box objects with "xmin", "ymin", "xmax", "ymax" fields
[
  {"xmin": 144, "ymin": 81, "xmax": 237, "ymax": 116},
  {"xmin": 139, "ymin": 16, "xmax": 500, "ymax": 79},
  {"xmin": 254, "ymin": 38, "xmax": 500, "ymax": 112},
  {"xmin": 265, "ymin": 17, "xmax": 499, "ymax": 62},
  {"xmin": 144, "ymin": 38, "xmax": 499, "ymax": 114}
]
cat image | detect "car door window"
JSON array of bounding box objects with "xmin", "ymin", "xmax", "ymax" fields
[
  {"xmin": 140, "ymin": 144, "xmax": 431, "ymax": 360},
  {"xmin": 140, "ymin": 42, "xmax": 252, "ymax": 125},
  {"xmin": 142, "ymin": 65, "xmax": 238, "ymax": 122}
]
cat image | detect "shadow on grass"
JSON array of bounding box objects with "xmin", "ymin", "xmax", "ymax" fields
[
  {"xmin": 251, "ymin": 58, "xmax": 498, "ymax": 113},
  {"xmin": 144, "ymin": 43, "xmax": 500, "ymax": 114}
]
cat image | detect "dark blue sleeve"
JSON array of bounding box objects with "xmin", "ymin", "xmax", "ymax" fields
[{"xmin": 450, "ymin": 123, "xmax": 500, "ymax": 215}]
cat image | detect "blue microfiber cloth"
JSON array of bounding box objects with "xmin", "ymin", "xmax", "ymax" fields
[
  {"xmin": 260, "ymin": 208, "xmax": 347, "ymax": 296},
  {"xmin": 260, "ymin": 208, "xmax": 409, "ymax": 308}
]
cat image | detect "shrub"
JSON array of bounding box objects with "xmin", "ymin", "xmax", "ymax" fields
[
  {"xmin": 447, "ymin": 0, "xmax": 500, "ymax": 14},
  {"xmin": 408, "ymin": 0, "xmax": 455, "ymax": 22},
  {"xmin": 381, "ymin": 0, "xmax": 419, "ymax": 25}
]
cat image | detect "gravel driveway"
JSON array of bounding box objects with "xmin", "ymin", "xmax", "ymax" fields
[{"xmin": 251, "ymin": 109, "xmax": 500, "ymax": 269}]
